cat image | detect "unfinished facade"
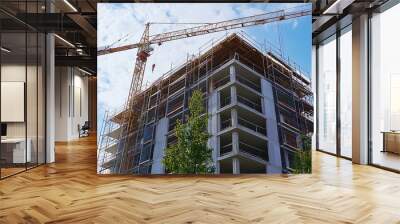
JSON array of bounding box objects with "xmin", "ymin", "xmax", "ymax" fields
[{"xmin": 98, "ymin": 33, "xmax": 313, "ymax": 174}]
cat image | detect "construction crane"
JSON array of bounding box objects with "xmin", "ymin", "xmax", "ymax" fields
[
  {"xmin": 98, "ymin": 7, "xmax": 311, "ymax": 173},
  {"xmin": 98, "ymin": 8, "xmax": 310, "ymax": 93}
]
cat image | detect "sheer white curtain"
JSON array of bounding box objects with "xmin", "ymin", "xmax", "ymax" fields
[
  {"xmin": 371, "ymin": 3, "xmax": 400, "ymax": 169},
  {"xmin": 340, "ymin": 28, "xmax": 352, "ymax": 158},
  {"xmin": 318, "ymin": 36, "xmax": 337, "ymax": 154}
]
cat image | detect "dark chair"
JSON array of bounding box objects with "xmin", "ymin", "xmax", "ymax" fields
[{"xmin": 79, "ymin": 121, "xmax": 90, "ymax": 138}]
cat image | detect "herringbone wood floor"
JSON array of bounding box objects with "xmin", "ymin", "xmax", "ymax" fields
[{"xmin": 1, "ymin": 135, "xmax": 400, "ymax": 224}]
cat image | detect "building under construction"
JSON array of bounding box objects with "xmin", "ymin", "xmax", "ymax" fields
[{"xmin": 98, "ymin": 32, "xmax": 313, "ymax": 174}]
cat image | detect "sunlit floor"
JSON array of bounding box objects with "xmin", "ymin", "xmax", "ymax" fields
[
  {"xmin": 0, "ymin": 135, "xmax": 400, "ymax": 223},
  {"xmin": 372, "ymin": 150, "xmax": 400, "ymax": 171},
  {"xmin": 0, "ymin": 162, "xmax": 44, "ymax": 179},
  {"xmin": 0, "ymin": 167, "xmax": 25, "ymax": 178}
]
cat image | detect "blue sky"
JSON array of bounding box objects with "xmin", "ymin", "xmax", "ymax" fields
[{"xmin": 97, "ymin": 3, "xmax": 311, "ymax": 132}]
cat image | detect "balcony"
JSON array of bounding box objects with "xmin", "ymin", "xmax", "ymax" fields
[
  {"xmin": 301, "ymin": 111, "xmax": 313, "ymax": 121},
  {"xmin": 146, "ymin": 108, "xmax": 156, "ymax": 123},
  {"xmin": 220, "ymin": 86, "xmax": 231, "ymax": 109},
  {"xmin": 279, "ymin": 107, "xmax": 299, "ymax": 130},
  {"xmin": 101, "ymin": 156, "xmax": 116, "ymax": 169},
  {"xmin": 167, "ymin": 94, "xmax": 184, "ymax": 115},
  {"xmin": 221, "ymin": 96, "xmax": 231, "ymax": 108},
  {"xmin": 214, "ymin": 75, "xmax": 230, "ymax": 89},
  {"xmin": 272, "ymin": 67, "xmax": 292, "ymax": 89},
  {"xmin": 168, "ymin": 76, "xmax": 185, "ymax": 97},
  {"xmin": 104, "ymin": 143, "xmax": 118, "ymax": 154},
  {"xmin": 167, "ymin": 133, "xmax": 178, "ymax": 147},
  {"xmin": 239, "ymin": 141, "xmax": 268, "ymax": 161},
  {"xmin": 302, "ymin": 95, "xmax": 313, "ymax": 106},
  {"xmin": 220, "ymin": 132, "xmax": 233, "ymax": 156},
  {"xmin": 220, "ymin": 105, "xmax": 232, "ymax": 132},
  {"xmin": 219, "ymin": 83, "xmax": 263, "ymax": 114},
  {"xmin": 220, "ymin": 143, "xmax": 233, "ymax": 156},
  {"xmin": 237, "ymin": 75, "xmax": 261, "ymax": 92},
  {"xmin": 301, "ymin": 96, "xmax": 314, "ymax": 113},
  {"xmin": 237, "ymin": 106, "xmax": 267, "ymax": 136},
  {"xmin": 282, "ymin": 127, "xmax": 299, "ymax": 149},
  {"xmin": 238, "ymin": 117, "xmax": 266, "ymax": 136},
  {"xmin": 168, "ymin": 112, "xmax": 184, "ymax": 132},
  {"xmin": 238, "ymin": 130, "xmax": 268, "ymax": 162},
  {"xmin": 218, "ymin": 128, "xmax": 268, "ymax": 162},
  {"xmin": 221, "ymin": 118, "xmax": 232, "ymax": 130},
  {"xmin": 276, "ymin": 88, "xmax": 295, "ymax": 110},
  {"xmin": 140, "ymin": 143, "xmax": 153, "ymax": 163},
  {"xmin": 237, "ymin": 95, "xmax": 262, "ymax": 113},
  {"xmin": 148, "ymin": 92, "xmax": 159, "ymax": 108},
  {"xmin": 219, "ymin": 106, "xmax": 266, "ymax": 135}
]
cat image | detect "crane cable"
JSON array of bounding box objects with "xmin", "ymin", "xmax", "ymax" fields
[
  {"xmin": 276, "ymin": 21, "xmax": 284, "ymax": 58},
  {"xmin": 102, "ymin": 32, "xmax": 135, "ymax": 52},
  {"xmin": 149, "ymin": 22, "xmax": 215, "ymax": 25},
  {"xmin": 102, "ymin": 22, "xmax": 214, "ymax": 51}
]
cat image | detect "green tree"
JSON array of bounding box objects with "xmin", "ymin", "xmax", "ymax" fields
[
  {"xmin": 292, "ymin": 134, "xmax": 312, "ymax": 174},
  {"xmin": 163, "ymin": 90, "xmax": 214, "ymax": 174}
]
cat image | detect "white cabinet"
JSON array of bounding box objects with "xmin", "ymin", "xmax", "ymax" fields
[{"xmin": 1, "ymin": 138, "xmax": 32, "ymax": 163}]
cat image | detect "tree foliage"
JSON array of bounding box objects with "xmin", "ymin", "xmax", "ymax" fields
[
  {"xmin": 292, "ymin": 134, "xmax": 312, "ymax": 174},
  {"xmin": 163, "ymin": 90, "xmax": 214, "ymax": 174}
]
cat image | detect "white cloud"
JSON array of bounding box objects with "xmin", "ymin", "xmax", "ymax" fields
[
  {"xmin": 97, "ymin": 3, "xmax": 307, "ymax": 118},
  {"xmin": 292, "ymin": 19, "xmax": 298, "ymax": 29}
]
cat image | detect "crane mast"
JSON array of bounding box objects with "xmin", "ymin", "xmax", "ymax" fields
[
  {"xmin": 128, "ymin": 23, "xmax": 151, "ymax": 98},
  {"xmin": 114, "ymin": 23, "xmax": 150, "ymax": 172}
]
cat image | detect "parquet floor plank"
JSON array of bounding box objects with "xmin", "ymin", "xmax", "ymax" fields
[{"xmin": 0, "ymin": 135, "xmax": 399, "ymax": 223}]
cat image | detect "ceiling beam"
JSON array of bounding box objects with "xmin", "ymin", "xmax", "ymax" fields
[
  {"xmin": 322, "ymin": 0, "xmax": 356, "ymax": 14},
  {"xmin": 55, "ymin": 55, "xmax": 96, "ymax": 70},
  {"xmin": 67, "ymin": 13, "xmax": 97, "ymax": 45}
]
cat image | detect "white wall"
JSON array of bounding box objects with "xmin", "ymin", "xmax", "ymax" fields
[
  {"xmin": 1, "ymin": 63, "xmax": 46, "ymax": 164},
  {"xmin": 1, "ymin": 65, "xmax": 26, "ymax": 137},
  {"xmin": 72, "ymin": 72, "xmax": 89, "ymax": 138},
  {"xmin": 55, "ymin": 67, "xmax": 69, "ymax": 141},
  {"xmin": 1, "ymin": 65, "xmax": 41, "ymax": 137},
  {"xmin": 55, "ymin": 67, "xmax": 89, "ymax": 141}
]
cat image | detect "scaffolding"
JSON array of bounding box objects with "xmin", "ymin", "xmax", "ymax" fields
[
  {"xmin": 98, "ymin": 32, "xmax": 314, "ymax": 174},
  {"xmin": 98, "ymin": 110, "xmax": 120, "ymax": 174}
]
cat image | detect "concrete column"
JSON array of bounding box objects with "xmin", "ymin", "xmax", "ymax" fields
[
  {"xmin": 230, "ymin": 85, "xmax": 237, "ymax": 105},
  {"xmin": 229, "ymin": 64, "xmax": 236, "ymax": 82},
  {"xmin": 260, "ymin": 96, "xmax": 265, "ymax": 114},
  {"xmin": 207, "ymin": 91, "xmax": 219, "ymax": 173},
  {"xmin": 215, "ymin": 137, "xmax": 220, "ymax": 173},
  {"xmin": 231, "ymin": 108, "xmax": 238, "ymax": 128},
  {"xmin": 215, "ymin": 93, "xmax": 221, "ymax": 174},
  {"xmin": 46, "ymin": 13, "xmax": 55, "ymax": 163},
  {"xmin": 232, "ymin": 131, "xmax": 239, "ymax": 154},
  {"xmin": 54, "ymin": 67, "xmax": 69, "ymax": 141},
  {"xmin": 216, "ymin": 91, "xmax": 220, "ymax": 110},
  {"xmin": 261, "ymin": 79, "xmax": 282, "ymax": 173},
  {"xmin": 352, "ymin": 14, "xmax": 369, "ymax": 165},
  {"xmin": 151, "ymin": 118, "xmax": 169, "ymax": 174},
  {"xmin": 232, "ymin": 157, "xmax": 240, "ymax": 174}
]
